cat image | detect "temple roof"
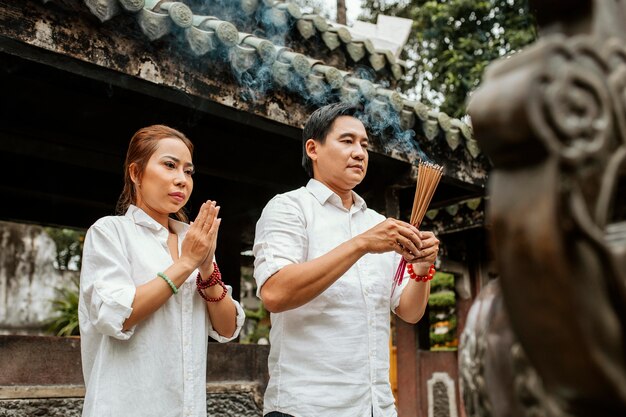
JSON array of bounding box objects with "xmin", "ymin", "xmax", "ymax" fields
[
  {"xmin": 0, "ymin": 0, "xmax": 492, "ymax": 235},
  {"xmin": 80, "ymin": 1, "xmax": 482, "ymax": 154},
  {"xmin": 7, "ymin": 0, "xmax": 488, "ymax": 188}
]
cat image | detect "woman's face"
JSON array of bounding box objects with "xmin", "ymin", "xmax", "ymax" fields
[{"xmin": 132, "ymin": 137, "xmax": 194, "ymax": 218}]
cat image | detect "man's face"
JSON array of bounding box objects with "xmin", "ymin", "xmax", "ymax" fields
[{"xmin": 309, "ymin": 116, "xmax": 369, "ymax": 191}]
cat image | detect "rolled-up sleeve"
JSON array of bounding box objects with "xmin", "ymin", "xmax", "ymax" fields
[
  {"xmin": 207, "ymin": 286, "xmax": 246, "ymax": 343},
  {"xmin": 252, "ymin": 196, "xmax": 307, "ymax": 298},
  {"xmin": 80, "ymin": 224, "xmax": 136, "ymax": 340},
  {"xmin": 391, "ymin": 264, "xmax": 411, "ymax": 314}
]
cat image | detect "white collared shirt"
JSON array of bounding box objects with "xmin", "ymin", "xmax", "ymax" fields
[
  {"xmin": 78, "ymin": 205, "xmax": 245, "ymax": 417},
  {"xmin": 253, "ymin": 179, "xmax": 410, "ymax": 417}
]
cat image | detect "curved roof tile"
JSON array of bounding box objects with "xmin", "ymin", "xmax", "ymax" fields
[{"xmin": 76, "ymin": 0, "xmax": 478, "ymax": 158}]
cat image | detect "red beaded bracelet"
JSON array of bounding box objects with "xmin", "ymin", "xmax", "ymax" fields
[
  {"xmin": 196, "ymin": 262, "xmax": 228, "ymax": 302},
  {"xmin": 197, "ymin": 281, "xmax": 227, "ymax": 303},
  {"xmin": 196, "ymin": 262, "xmax": 221, "ymax": 289},
  {"xmin": 407, "ymin": 263, "xmax": 436, "ymax": 282}
]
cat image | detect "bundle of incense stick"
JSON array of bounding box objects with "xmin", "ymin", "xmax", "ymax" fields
[{"xmin": 391, "ymin": 161, "xmax": 443, "ymax": 297}]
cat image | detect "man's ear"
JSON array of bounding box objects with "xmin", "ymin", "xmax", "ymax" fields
[{"xmin": 305, "ymin": 139, "xmax": 318, "ymax": 161}]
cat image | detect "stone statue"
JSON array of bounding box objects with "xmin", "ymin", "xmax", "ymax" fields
[{"xmin": 460, "ymin": 1, "xmax": 626, "ymax": 416}]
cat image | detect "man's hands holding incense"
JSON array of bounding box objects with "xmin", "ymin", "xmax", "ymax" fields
[
  {"xmin": 358, "ymin": 218, "xmax": 424, "ymax": 262},
  {"xmin": 357, "ymin": 219, "xmax": 439, "ymax": 268},
  {"xmin": 409, "ymin": 231, "xmax": 439, "ymax": 275},
  {"xmin": 395, "ymin": 229, "xmax": 439, "ymax": 324}
]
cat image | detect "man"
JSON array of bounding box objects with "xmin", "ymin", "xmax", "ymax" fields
[{"xmin": 253, "ymin": 102, "xmax": 439, "ymax": 417}]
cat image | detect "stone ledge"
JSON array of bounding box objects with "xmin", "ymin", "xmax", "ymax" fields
[
  {"xmin": 0, "ymin": 381, "xmax": 262, "ymax": 399},
  {"xmin": 0, "ymin": 382, "xmax": 264, "ymax": 416},
  {"xmin": 0, "ymin": 385, "xmax": 85, "ymax": 400}
]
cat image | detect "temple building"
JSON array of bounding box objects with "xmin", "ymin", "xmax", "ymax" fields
[{"xmin": 0, "ymin": 1, "xmax": 492, "ymax": 416}]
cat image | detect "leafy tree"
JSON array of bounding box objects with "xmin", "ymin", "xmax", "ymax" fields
[
  {"xmin": 360, "ymin": 0, "xmax": 537, "ymax": 118},
  {"xmin": 44, "ymin": 227, "xmax": 85, "ymax": 271}
]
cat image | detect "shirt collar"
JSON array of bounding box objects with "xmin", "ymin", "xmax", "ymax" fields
[
  {"xmin": 125, "ymin": 204, "xmax": 189, "ymax": 236},
  {"xmin": 306, "ymin": 179, "xmax": 367, "ymax": 212}
]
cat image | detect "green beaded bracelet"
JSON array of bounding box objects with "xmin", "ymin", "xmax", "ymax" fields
[{"xmin": 157, "ymin": 272, "xmax": 178, "ymax": 294}]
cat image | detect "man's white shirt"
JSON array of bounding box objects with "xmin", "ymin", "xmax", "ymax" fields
[{"xmin": 254, "ymin": 179, "xmax": 410, "ymax": 417}]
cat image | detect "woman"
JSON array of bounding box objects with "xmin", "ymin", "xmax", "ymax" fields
[{"xmin": 78, "ymin": 125, "xmax": 244, "ymax": 417}]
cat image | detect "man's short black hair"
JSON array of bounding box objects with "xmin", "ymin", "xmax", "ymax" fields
[{"xmin": 301, "ymin": 102, "xmax": 362, "ymax": 178}]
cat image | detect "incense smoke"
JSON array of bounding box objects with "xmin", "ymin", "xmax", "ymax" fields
[{"xmin": 199, "ymin": 0, "xmax": 422, "ymax": 162}]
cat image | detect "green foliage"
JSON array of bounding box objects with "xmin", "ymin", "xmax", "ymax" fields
[
  {"xmin": 428, "ymin": 289, "xmax": 455, "ymax": 308},
  {"xmin": 361, "ymin": 0, "xmax": 537, "ymax": 118},
  {"xmin": 242, "ymin": 323, "xmax": 271, "ymax": 345},
  {"xmin": 46, "ymin": 275, "xmax": 80, "ymax": 337},
  {"xmin": 241, "ymin": 303, "xmax": 270, "ymax": 344},
  {"xmin": 244, "ymin": 303, "xmax": 268, "ymax": 321},
  {"xmin": 428, "ymin": 312, "xmax": 457, "ymax": 329},
  {"xmin": 426, "ymin": 269, "xmax": 458, "ymax": 349},
  {"xmin": 44, "ymin": 227, "xmax": 85, "ymax": 271},
  {"xmin": 430, "ymin": 271, "xmax": 454, "ymax": 292},
  {"xmin": 429, "ymin": 331, "xmax": 453, "ymax": 346}
]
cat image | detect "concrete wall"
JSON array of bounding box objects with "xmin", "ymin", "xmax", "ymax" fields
[
  {"xmin": 0, "ymin": 336, "xmax": 270, "ymax": 416},
  {"xmin": 0, "ymin": 221, "xmax": 77, "ymax": 335}
]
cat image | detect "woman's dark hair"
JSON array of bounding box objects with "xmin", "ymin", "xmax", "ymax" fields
[
  {"xmin": 302, "ymin": 102, "xmax": 361, "ymax": 177},
  {"xmin": 116, "ymin": 125, "xmax": 194, "ymax": 222}
]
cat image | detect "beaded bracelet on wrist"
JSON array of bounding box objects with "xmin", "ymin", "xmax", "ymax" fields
[
  {"xmin": 196, "ymin": 262, "xmax": 227, "ymax": 302},
  {"xmin": 407, "ymin": 263, "xmax": 436, "ymax": 282},
  {"xmin": 197, "ymin": 281, "xmax": 227, "ymax": 302},
  {"xmin": 196, "ymin": 262, "xmax": 222, "ymax": 289},
  {"xmin": 157, "ymin": 272, "xmax": 178, "ymax": 294}
]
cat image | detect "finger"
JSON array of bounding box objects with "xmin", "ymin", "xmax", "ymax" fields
[
  {"xmin": 189, "ymin": 206, "xmax": 206, "ymax": 233},
  {"xmin": 201, "ymin": 202, "xmax": 217, "ymax": 233},
  {"xmin": 402, "ymin": 253, "xmax": 419, "ymax": 263},
  {"xmin": 397, "ymin": 225, "xmax": 422, "ymax": 249},
  {"xmin": 391, "ymin": 243, "xmax": 405, "ymax": 257},
  {"xmin": 414, "ymin": 245, "xmax": 438, "ymax": 261},
  {"xmin": 208, "ymin": 217, "xmax": 222, "ymax": 239},
  {"xmin": 194, "ymin": 201, "xmax": 210, "ymax": 228},
  {"xmin": 401, "ymin": 247, "xmax": 420, "ymax": 263},
  {"xmin": 205, "ymin": 219, "xmax": 222, "ymax": 260},
  {"xmin": 207, "ymin": 211, "xmax": 221, "ymax": 238},
  {"xmin": 408, "ymin": 224, "xmax": 421, "ymax": 235},
  {"xmin": 419, "ymin": 236, "xmax": 439, "ymax": 249},
  {"xmin": 419, "ymin": 231, "xmax": 435, "ymax": 240},
  {"xmin": 396, "ymin": 235, "xmax": 420, "ymax": 259},
  {"xmin": 397, "ymin": 219, "xmax": 417, "ymax": 231}
]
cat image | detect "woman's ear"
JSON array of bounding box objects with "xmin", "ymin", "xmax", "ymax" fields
[
  {"xmin": 305, "ymin": 139, "xmax": 318, "ymax": 161},
  {"xmin": 129, "ymin": 163, "xmax": 140, "ymax": 185}
]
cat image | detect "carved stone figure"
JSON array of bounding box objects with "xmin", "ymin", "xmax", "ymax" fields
[{"xmin": 461, "ymin": 1, "xmax": 626, "ymax": 416}]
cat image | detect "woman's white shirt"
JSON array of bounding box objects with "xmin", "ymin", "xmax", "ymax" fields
[{"xmin": 78, "ymin": 205, "xmax": 244, "ymax": 417}]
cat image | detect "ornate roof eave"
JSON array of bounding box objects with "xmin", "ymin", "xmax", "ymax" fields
[
  {"xmin": 8, "ymin": 0, "xmax": 488, "ymax": 186},
  {"xmin": 420, "ymin": 197, "xmax": 487, "ymax": 235}
]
